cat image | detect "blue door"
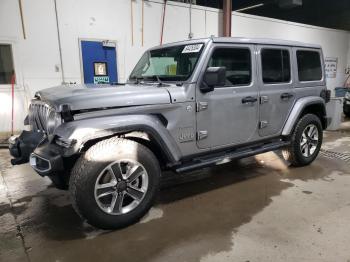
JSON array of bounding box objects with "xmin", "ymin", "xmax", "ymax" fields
[{"xmin": 81, "ymin": 40, "xmax": 118, "ymax": 84}]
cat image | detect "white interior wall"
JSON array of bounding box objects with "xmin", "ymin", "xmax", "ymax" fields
[
  {"xmin": 232, "ymin": 12, "xmax": 350, "ymax": 90},
  {"xmin": 0, "ymin": 0, "xmax": 349, "ymax": 134}
]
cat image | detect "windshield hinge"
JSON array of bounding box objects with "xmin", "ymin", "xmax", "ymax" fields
[{"xmin": 197, "ymin": 130, "xmax": 208, "ymax": 140}]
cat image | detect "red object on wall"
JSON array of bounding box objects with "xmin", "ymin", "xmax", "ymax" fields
[{"xmin": 11, "ymin": 73, "xmax": 15, "ymax": 135}]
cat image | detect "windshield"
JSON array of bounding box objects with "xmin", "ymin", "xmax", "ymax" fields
[{"xmin": 129, "ymin": 43, "xmax": 204, "ymax": 82}]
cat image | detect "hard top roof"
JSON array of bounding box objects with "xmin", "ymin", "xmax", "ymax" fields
[{"xmin": 150, "ymin": 36, "xmax": 321, "ymax": 50}]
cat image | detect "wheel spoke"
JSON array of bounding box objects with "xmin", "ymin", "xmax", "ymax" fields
[
  {"xmin": 302, "ymin": 133, "xmax": 307, "ymax": 141},
  {"xmin": 310, "ymin": 139, "xmax": 318, "ymax": 146},
  {"xmin": 109, "ymin": 163, "xmax": 124, "ymax": 180},
  {"xmin": 300, "ymin": 139, "xmax": 307, "ymax": 146},
  {"xmin": 308, "ymin": 126, "xmax": 316, "ymax": 138},
  {"xmin": 301, "ymin": 142, "xmax": 307, "ymax": 152},
  {"xmin": 126, "ymin": 165, "xmax": 144, "ymax": 183},
  {"xmin": 96, "ymin": 181, "xmax": 117, "ymax": 197},
  {"xmin": 306, "ymin": 143, "xmax": 311, "ymax": 156},
  {"xmin": 97, "ymin": 190, "xmax": 115, "ymax": 199},
  {"xmin": 126, "ymin": 185, "xmax": 144, "ymax": 201},
  {"xmin": 109, "ymin": 192, "xmax": 125, "ymax": 213}
]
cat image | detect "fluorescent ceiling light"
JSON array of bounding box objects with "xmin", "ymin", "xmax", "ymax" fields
[{"xmin": 235, "ymin": 3, "xmax": 264, "ymax": 12}]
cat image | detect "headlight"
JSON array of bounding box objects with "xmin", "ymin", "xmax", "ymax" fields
[
  {"xmin": 46, "ymin": 111, "xmax": 62, "ymax": 134},
  {"xmin": 345, "ymin": 92, "xmax": 350, "ymax": 100}
]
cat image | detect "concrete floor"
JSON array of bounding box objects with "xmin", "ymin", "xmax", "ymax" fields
[{"xmin": 1, "ymin": 120, "xmax": 350, "ymax": 262}]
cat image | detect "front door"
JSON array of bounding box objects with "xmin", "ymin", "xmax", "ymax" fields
[
  {"xmin": 81, "ymin": 40, "xmax": 118, "ymax": 84},
  {"xmin": 257, "ymin": 46, "xmax": 295, "ymax": 137},
  {"xmin": 196, "ymin": 44, "xmax": 259, "ymax": 149}
]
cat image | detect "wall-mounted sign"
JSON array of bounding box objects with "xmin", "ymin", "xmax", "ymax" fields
[
  {"xmin": 94, "ymin": 62, "xmax": 108, "ymax": 76},
  {"xmin": 325, "ymin": 57, "xmax": 338, "ymax": 78},
  {"xmin": 94, "ymin": 76, "xmax": 110, "ymax": 84}
]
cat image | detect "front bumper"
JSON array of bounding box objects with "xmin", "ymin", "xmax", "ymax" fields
[
  {"xmin": 9, "ymin": 131, "xmax": 44, "ymax": 165},
  {"xmin": 29, "ymin": 141, "xmax": 65, "ymax": 176},
  {"xmin": 9, "ymin": 130, "xmax": 66, "ymax": 177}
]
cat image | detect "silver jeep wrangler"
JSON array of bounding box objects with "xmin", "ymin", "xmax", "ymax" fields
[{"xmin": 9, "ymin": 37, "xmax": 330, "ymax": 229}]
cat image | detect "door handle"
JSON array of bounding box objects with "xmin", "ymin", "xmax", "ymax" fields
[
  {"xmin": 242, "ymin": 96, "xmax": 258, "ymax": 104},
  {"xmin": 281, "ymin": 93, "xmax": 294, "ymax": 100}
]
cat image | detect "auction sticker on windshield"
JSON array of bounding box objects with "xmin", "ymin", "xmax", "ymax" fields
[{"xmin": 182, "ymin": 44, "xmax": 203, "ymax": 53}]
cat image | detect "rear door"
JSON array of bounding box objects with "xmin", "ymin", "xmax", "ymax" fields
[
  {"xmin": 257, "ymin": 46, "xmax": 295, "ymax": 137},
  {"xmin": 196, "ymin": 44, "xmax": 259, "ymax": 149}
]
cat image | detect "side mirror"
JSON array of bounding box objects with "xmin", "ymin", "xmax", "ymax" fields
[{"xmin": 200, "ymin": 67, "xmax": 226, "ymax": 93}]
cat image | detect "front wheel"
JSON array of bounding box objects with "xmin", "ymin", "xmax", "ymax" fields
[
  {"xmin": 69, "ymin": 137, "xmax": 160, "ymax": 229},
  {"xmin": 282, "ymin": 114, "xmax": 323, "ymax": 167}
]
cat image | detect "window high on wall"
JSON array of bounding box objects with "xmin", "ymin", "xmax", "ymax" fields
[{"xmin": 0, "ymin": 44, "xmax": 15, "ymax": 84}]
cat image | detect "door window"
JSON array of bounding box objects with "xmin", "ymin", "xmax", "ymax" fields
[
  {"xmin": 0, "ymin": 44, "xmax": 15, "ymax": 84},
  {"xmin": 208, "ymin": 48, "xmax": 251, "ymax": 86},
  {"xmin": 261, "ymin": 49, "xmax": 290, "ymax": 84},
  {"xmin": 296, "ymin": 50, "xmax": 322, "ymax": 81}
]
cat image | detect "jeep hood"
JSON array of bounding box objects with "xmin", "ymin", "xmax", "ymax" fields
[{"xmin": 35, "ymin": 84, "xmax": 171, "ymax": 111}]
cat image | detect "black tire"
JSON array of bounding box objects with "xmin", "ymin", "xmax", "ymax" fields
[
  {"xmin": 69, "ymin": 137, "xmax": 160, "ymax": 229},
  {"xmin": 282, "ymin": 114, "xmax": 323, "ymax": 167},
  {"xmin": 344, "ymin": 111, "xmax": 350, "ymax": 118}
]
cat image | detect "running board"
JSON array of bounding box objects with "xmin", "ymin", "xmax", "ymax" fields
[{"xmin": 175, "ymin": 140, "xmax": 290, "ymax": 173}]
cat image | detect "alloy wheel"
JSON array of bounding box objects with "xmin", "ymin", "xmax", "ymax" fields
[
  {"xmin": 94, "ymin": 159, "xmax": 149, "ymax": 215},
  {"xmin": 300, "ymin": 124, "xmax": 319, "ymax": 157}
]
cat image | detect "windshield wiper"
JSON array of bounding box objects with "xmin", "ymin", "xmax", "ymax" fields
[
  {"xmin": 154, "ymin": 75, "xmax": 164, "ymax": 86},
  {"xmin": 132, "ymin": 75, "xmax": 169, "ymax": 87}
]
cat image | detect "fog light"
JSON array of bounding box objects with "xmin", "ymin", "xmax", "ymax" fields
[
  {"xmin": 30, "ymin": 154, "xmax": 51, "ymax": 172},
  {"xmin": 29, "ymin": 155, "xmax": 37, "ymax": 167}
]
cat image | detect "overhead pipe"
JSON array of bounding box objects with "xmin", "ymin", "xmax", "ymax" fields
[
  {"xmin": 222, "ymin": 0, "xmax": 232, "ymax": 37},
  {"xmin": 131, "ymin": 0, "xmax": 134, "ymax": 46},
  {"xmin": 54, "ymin": 0, "xmax": 65, "ymax": 84},
  {"xmin": 18, "ymin": 0, "xmax": 26, "ymax": 39},
  {"xmin": 142, "ymin": 0, "xmax": 144, "ymax": 46},
  {"xmin": 188, "ymin": 0, "xmax": 193, "ymax": 39},
  {"xmin": 160, "ymin": 0, "xmax": 167, "ymax": 45}
]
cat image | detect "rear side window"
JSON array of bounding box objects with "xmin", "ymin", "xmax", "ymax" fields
[
  {"xmin": 208, "ymin": 48, "xmax": 251, "ymax": 86},
  {"xmin": 296, "ymin": 50, "xmax": 322, "ymax": 81},
  {"xmin": 261, "ymin": 49, "xmax": 290, "ymax": 84}
]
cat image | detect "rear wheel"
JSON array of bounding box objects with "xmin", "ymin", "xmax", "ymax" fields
[
  {"xmin": 69, "ymin": 137, "xmax": 160, "ymax": 229},
  {"xmin": 282, "ymin": 114, "xmax": 323, "ymax": 167}
]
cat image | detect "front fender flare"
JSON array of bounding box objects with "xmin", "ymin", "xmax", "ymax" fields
[
  {"xmin": 54, "ymin": 114, "xmax": 182, "ymax": 163},
  {"xmin": 282, "ymin": 96, "xmax": 326, "ymax": 136}
]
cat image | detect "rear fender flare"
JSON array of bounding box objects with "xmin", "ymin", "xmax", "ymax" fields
[{"xmin": 282, "ymin": 96, "xmax": 326, "ymax": 136}]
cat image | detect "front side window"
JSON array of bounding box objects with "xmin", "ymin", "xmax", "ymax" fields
[
  {"xmin": 261, "ymin": 49, "xmax": 290, "ymax": 84},
  {"xmin": 297, "ymin": 50, "xmax": 322, "ymax": 81},
  {"xmin": 129, "ymin": 43, "xmax": 204, "ymax": 82},
  {"xmin": 208, "ymin": 48, "xmax": 251, "ymax": 86},
  {"xmin": 0, "ymin": 44, "xmax": 15, "ymax": 84}
]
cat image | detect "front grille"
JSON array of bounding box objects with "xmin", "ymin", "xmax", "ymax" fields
[{"xmin": 28, "ymin": 101, "xmax": 55, "ymax": 134}]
